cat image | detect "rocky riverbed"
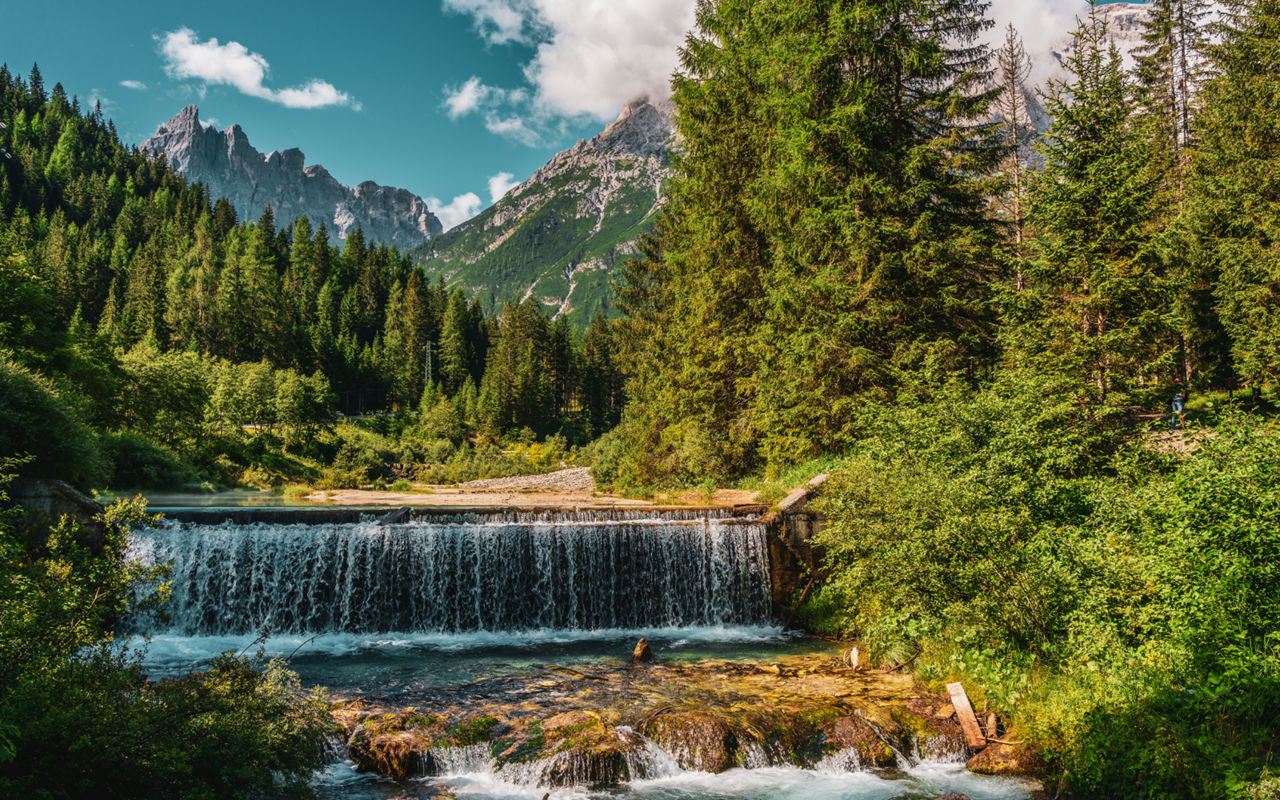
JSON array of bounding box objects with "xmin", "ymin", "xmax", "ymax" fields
[{"xmin": 328, "ymin": 651, "xmax": 1040, "ymax": 792}]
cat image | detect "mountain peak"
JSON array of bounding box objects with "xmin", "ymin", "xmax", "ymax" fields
[
  {"xmin": 142, "ymin": 110, "xmax": 442, "ymax": 247},
  {"xmin": 413, "ymin": 98, "xmax": 674, "ymax": 324}
]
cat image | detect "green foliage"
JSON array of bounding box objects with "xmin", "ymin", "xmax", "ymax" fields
[
  {"xmin": 813, "ymin": 377, "xmax": 1280, "ymax": 797},
  {"xmin": 616, "ymin": 0, "xmax": 1005, "ymax": 483},
  {"xmin": 0, "ymin": 358, "xmax": 107, "ymax": 490},
  {"xmin": 0, "ymin": 471, "xmax": 333, "ymax": 798},
  {"xmin": 1022, "ymin": 5, "xmax": 1175, "ymax": 403},
  {"xmin": 100, "ymin": 432, "xmax": 196, "ymax": 490},
  {"xmin": 1189, "ymin": 0, "xmax": 1280, "ymax": 388}
]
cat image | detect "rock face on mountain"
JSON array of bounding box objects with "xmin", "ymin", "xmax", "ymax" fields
[
  {"xmin": 142, "ymin": 106, "xmax": 442, "ymax": 249},
  {"xmin": 1054, "ymin": 2, "xmax": 1150, "ymax": 69},
  {"xmin": 411, "ymin": 99, "xmax": 674, "ymax": 325}
]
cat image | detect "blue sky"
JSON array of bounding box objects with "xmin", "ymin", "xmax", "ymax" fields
[{"xmin": 1, "ymin": 0, "xmax": 1141, "ymax": 229}]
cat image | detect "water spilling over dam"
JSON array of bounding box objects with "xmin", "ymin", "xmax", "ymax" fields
[{"xmin": 128, "ymin": 509, "xmax": 772, "ymax": 636}]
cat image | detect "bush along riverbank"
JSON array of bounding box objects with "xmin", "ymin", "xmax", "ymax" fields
[{"xmin": 795, "ymin": 375, "xmax": 1280, "ymax": 799}]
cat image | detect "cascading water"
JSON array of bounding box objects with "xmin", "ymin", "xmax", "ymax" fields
[{"xmin": 128, "ymin": 510, "xmax": 772, "ymax": 636}]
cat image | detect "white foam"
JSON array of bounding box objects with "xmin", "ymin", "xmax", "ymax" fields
[{"xmin": 129, "ymin": 625, "xmax": 792, "ymax": 669}]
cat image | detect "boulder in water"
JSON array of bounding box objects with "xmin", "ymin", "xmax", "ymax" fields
[
  {"xmin": 818, "ymin": 714, "xmax": 898, "ymax": 768},
  {"xmin": 493, "ymin": 711, "xmax": 647, "ymax": 788},
  {"xmin": 644, "ymin": 712, "xmax": 738, "ymax": 772},
  {"xmin": 966, "ymin": 740, "xmax": 1043, "ymax": 776},
  {"xmin": 632, "ymin": 638, "xmax": 653, "ymax": 664}
]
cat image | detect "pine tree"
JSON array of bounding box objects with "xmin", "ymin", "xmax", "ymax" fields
[
  {"xmin": 580, "ymin": 311, "xmax": 623, "ymax": 435},
  {"xmin": 621, "ymin": 0, "xmax": 1004, "ymax": 479},
  {"xmin": 27, "ymin": 63, "xmax": 45, "ymax": 105},
  {"xmin": 437, "ymin": 289, "xmax": 472, "ymax": 395},
  {"xmin": 1189, "ymin": 0, "xmax": 1280, "ymax": 391},
  {"xmin": 1134, "ymin": 0, "xmax": 1212, "ymax": 201},
  {"xmin": 995, "ymin": 23, "xmax": 1035, "ymax": 280},
  {"xmin": 1026, "ymin": 3, "xmax": 1170, "ymax": 402}
]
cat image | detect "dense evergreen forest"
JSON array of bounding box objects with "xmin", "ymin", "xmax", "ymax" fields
[
  {"xmin": 0, "ymin": 61, "xmax": 624, "ymax": 492},
  {"xmin": 588, "ymin": 1, "xmax": 1280, "ymax": 797}
]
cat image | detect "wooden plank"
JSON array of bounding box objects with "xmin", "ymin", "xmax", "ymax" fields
[{"xmin": 946, "ymin": 682, "xmax": 987, "ymax": 750}]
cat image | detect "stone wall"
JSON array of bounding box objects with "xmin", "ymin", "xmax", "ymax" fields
[
  {"xmin": 762, "ymin": 474, "xmax": 829, "ymax": 621},
  {"xmin": 7, "ymin": 478, "xmax": 106, "ymax": 547}
]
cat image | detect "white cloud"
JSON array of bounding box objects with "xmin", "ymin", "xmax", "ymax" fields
[
  {"xmin": 158, "ymin": 28, "xmax": 359, "ymax": 110},
  {"xmin": 484, "ymin": 114, "xmax": 538, "ymax": 145},
  {"xmin": 443, "ymin": 0, "xmax": 694, "ymax": 123},
  {"xmin": 427, "ymin": 192, "xmax": 483, "ymax": 230},
  {"xmin": 444, "ymin": 76, "xmax": 492, "ymax": 118},
  {"xmin": 488, "ymin": 171, "xmax": 519, "ymax": 202},
  {"xmin": 442, "ymin": 0, "xmax": 540, "ymax": 45},
  {"xmin": 984, "ymin": 0, "xmax": 1093, "ymax": 86},
  {"xmin": 120, "ymin": 79, "xmax": 147, "ymax": 91},
  {"xmin": 441, "ymin": 0, "xmax": 1146, "ymax": 141},
  {"xmin": 521, "ymin": 0, "xmax": 696, "ymax": 120},
  {"xmin": 87, "ymin": 90, "xmax": 116, "ymax": 115}
]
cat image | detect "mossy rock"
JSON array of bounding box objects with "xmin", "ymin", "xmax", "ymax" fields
[
  {"xmin": 645, "ymin": 712, "xmax": 739, "ymax": 772},
  {"xmin": 967, "ymin": 742, "xmax": 1044, "ymax": 777},
  {"xmin": 348, "ymin": 725, "xmax": 434, "ymax": 780},
  {"xmin": 818, "ymin": 715, "xmax": 897, "ymax": 768},
  {"xmin": 493, "ymin": 712, "xmax": 647, "ymax": 787},
  {"xmin": 890, "ymin": 702, "xmax": 967, "ymax": 761}
]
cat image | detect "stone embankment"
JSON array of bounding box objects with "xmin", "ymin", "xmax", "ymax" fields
[
  {"xmin": 456, "ymin": 467, "xmax": 595, "ymax": 493},
  {"xmin": 330, "ymin": 653, "xmax": 1033, "ymax": 790}
]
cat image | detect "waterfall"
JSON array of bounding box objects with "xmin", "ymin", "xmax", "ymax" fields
[{"xmin": 129, "ymin": 511, "xmax": 772, "ymax": 636}]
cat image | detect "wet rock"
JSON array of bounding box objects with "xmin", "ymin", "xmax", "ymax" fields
[
  {"xmin": 632, "ymin": 638, "xmax": 653, "ymax": 663},
  {"xmin": 818, "ymin": 715, "xmax": 897, "ymax": 768},
  {"xmin": 938, "ymin": 793, "xmax": 973, "ymax": 800},
  {"xmin": 645, "ymin": 712, "xmax": 738, "ymax": 772},
  {"xmin": 494, "ymin": 712, "xmax": 647, "ymax": 787},
  {"xmin": 966, "ymin": 741, "xmax": 1043, "ymax": 776},
  {"xmin": 892, "ymin": 701, "xmax": 968, "ymax": 761},
  {"xmin": 348, "ymin": 727, "xmax": 429, "ymax": 780}
]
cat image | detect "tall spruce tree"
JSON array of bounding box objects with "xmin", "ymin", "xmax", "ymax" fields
[
  {"xmin": 1190, "ymin": 0, "xmax": 1280, "ymax": 392},
  {"xmin": 1026, "ymin": 4, "xmax": 1171, "ymax": 403},
  {"xmin": 620, "ymin": 0, "xmax": 1004, "ymax": 480}
]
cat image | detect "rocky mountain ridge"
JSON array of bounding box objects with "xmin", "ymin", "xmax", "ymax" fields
[
  {"xmin": 142, "ymin": 106, "xmax": 442, "ymax": 249},
  {"xmin": 1053, "ymin": 2, "xmax": 1150, "ymax": 68},
  {"xmin": 410, "ymin": 99, "xmax": 675, "ymax": 325}
]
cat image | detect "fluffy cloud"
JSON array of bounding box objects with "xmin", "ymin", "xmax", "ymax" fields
[
  {"xmin": 442, "ymin": 0, "xmax": 1136, "ymax": 139},
  {"xmin": 120, "ymin": 79, "xmax": 147, "ymax": 91},
  {"xmin": 442, "ymin": 0, "xmax": 540, "ymax": 45},
  {"xmin": 443, "ymin": 0, "xmax": 692, "ymax": 123},
  {"xmin": 428, "ymin": 192, "xmax": 483, "ymax": 230},
  {"xmin": 158, "ymin": 28, "xmax": 359, "ymax": 110},
  {"xmin": 984, "ymin": 0, "xmax": 1089, "ymax": 86},
  {"xmin": 444, "ymin": 76, "xmax": 492, "ymax": 118},
  {"xmin": 484, "ymin": 114, "xmax": 538, "ymax": 145},
  {"xmin": 488, "ymin": 171, "xmax": 519, "ymax": 202},
  {"xmin": 521, "ymin": 0, "xmax": 696, "ymax": 120}
]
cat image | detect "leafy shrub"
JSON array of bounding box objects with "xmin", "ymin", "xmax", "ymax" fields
[
  {"xmin": 813, "ymin": 375, "xmax": 1280, "ymax": 797},
  {"xmin": 0, "ymin": 481, "xmax": 334, "ymax": 798},
  {"xmin": 0, "ymin": 359, "xmax": 108, "ymax": 490},
  {"xmin": 100, "ymin": 432, "xmax": 196, "ymax": 491}
]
